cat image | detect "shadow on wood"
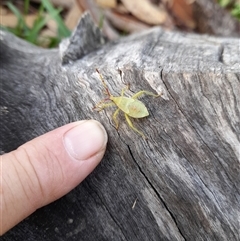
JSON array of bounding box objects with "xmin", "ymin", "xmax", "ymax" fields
[{"xmin": 1, "ymin": 13, "xmax": 239, "ymax": 241}]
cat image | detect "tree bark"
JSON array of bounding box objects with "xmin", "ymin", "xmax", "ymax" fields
[{"xmin": 1, "ymin": 13, "xmax": 239, "ymax": 241}]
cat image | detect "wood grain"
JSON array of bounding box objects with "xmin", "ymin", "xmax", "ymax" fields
[{"xmin": 1, "ymin": 13, "xmax": 239, "ymax": 241}]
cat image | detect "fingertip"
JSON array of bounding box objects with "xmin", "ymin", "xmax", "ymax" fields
[
  {"xmin": 1, "ymin": 120, "xmax": 108, "ymax": 234},
  {"xmin": 63, "ymin": 120, "xmax": 108, "ymax": 161}
]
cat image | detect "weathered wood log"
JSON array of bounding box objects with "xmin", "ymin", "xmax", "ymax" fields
[{"xmin": 1, "ymin": 13, "xmax": 239, "ymax": 241}]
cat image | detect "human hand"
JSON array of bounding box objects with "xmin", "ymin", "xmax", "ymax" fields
[{"xmin": 1, "ymin": 120, "xmax": 107, "ymax": 235}]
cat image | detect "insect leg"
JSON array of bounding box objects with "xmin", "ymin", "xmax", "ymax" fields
[
  {"xmin": 132, "ymin": 90, "xmax": 161, "ymax": 99},
  {"xmin": 124, "ymin": 113, "xmax": 146, "ymax": 138},
  {"xmin": 121, "ymin": 84, "xmax": 130, "ymax": 96},
  {"xmin": 94, "ymin": 101, "xmax": 116, "ymax": 111},
  {"xmin": 113, "ymin": 108, "xmax": 120, "ymax": 129},
  {"xmin": 96, "ymin": 69, "xmax": 111, "ymax": 97}
]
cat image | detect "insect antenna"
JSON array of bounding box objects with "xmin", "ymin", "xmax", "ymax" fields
[{"xmin": 96, "ymin": 69, "xmax": 111, "ymax": 98}]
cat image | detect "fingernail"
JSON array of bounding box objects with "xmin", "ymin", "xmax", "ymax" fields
[{"xmin": 63, "ymin": 120, "xmax": 107, "ymax": 161}]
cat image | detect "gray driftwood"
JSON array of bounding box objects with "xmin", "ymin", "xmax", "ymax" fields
[{"xmin": 1, "ymin": 13, "xmax": 239, "ymax": 241}]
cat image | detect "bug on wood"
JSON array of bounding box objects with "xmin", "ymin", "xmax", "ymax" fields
[{"xmin": 94, "ymin": 69, "xmax": 161, "ymax": 138}]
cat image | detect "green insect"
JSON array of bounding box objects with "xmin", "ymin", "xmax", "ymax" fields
[{"xmin": 94, "ymin": 69, "xmax": 161, "ymax": 138}]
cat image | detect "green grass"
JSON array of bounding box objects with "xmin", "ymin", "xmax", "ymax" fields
[
  {"xmin": 231, "ymin": 3, "xmax": 240, "ymax": 19},
  {"xmin": 218, "ymin": 0, "xmax": 240, "ymax": 20},
  {"xmin": 1, "ymin": 0, "xmax": 71, "ymax": 48},
  {"xmin": 2, "ymin": 0, "xmax": 239, "ymax": 47}
]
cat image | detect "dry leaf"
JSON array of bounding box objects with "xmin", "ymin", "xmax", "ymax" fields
[
  {"xmin": 171, "ymin": 0, "xmax": 196, "ymax": 29},
  {"xmin": 45, "ymin": 14, "xmax": 58, "ymax": 33},
  {"xmin": 121, "ymin": 0, "xmax": 167, "ymax": 25},
  {"xmin": 95, "ymin": 0, "xmax": 117, "ymax": 8},
  {"xmin": 77, "ymin": 0, "xmax": 120, "ymax": 39},
  {"xmin": 0, "ymin": 13, "xmax": 18, "ymax": 28},
  {"xmin": 0, "ymin": 12, "xmax": 38, "ymax": 28},
  {"xmin": 65, "ymin": 1, "xmax": 83, "ymax": 30},
  {"xmin": 0, "ymin": 6, "xmax": 8, "ymax": 15},
  {"xmin": 105, "ymin": 10, "xmax": 150, "ymax": 33},
  {"xmin": 114, "ymin": 3, "xmax": 129, "ymax": 14}
]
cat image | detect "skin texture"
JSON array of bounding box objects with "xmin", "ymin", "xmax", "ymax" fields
[{"xmin": 1, "ymin": 120, "xmax": 108, "ymax": 235}]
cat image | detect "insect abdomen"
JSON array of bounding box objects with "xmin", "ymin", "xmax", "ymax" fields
[{"xmin": 112, "ymin": 97, "xmax": 149, "ymax": 118}]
